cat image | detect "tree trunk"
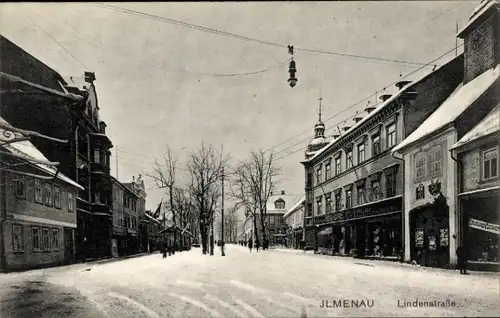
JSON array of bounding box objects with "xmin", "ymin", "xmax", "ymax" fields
[
  {"xmin": 200, "ymin": 217, "xmax": 207, "ymax": 254},
  {"xmin": 259, "ymin": 209, "xmax": 267, "ymax": 243},
  {"xmin": 252, "ymin": 214, "xmax": 259, "ymax": 243},
  {"xmin": 170, "ymin": 187, "xmax": 176, "ymax": 254}
]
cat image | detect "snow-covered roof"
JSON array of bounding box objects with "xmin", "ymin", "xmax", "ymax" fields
[
  {"xmin": 145, "ymin": 212, "xmax": 162, "ymax": 224},
  {"xmin": 451, "ymin": 104, "xmax": 500, "ymax": 150},
  {"xmin": 393, "ymin": 64, "xmax": 500, "ymax": 154},
  {"xmin": 0, "ymin": 117, "xmax": 84, "ymax": 190},
  {"xmin": 266, "ymin": 194, "xmax": 304, "ymax": 214},
  {"xmin": 458, "ymin": 0, "xmax": 499, "ymax": 37},
  {"xmin": 62, "ymin": 75, "xmax": 88, "ymax": 91},
  {"xmin": 283, "ymin": 196, "xmax": 305, "ymax": 219}
]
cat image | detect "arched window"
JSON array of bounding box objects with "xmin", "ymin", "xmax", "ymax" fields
[{"xmin": 274, "ymin": 199, "xmax": 285, "ymax": 209}]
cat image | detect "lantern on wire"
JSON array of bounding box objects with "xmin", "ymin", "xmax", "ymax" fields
[{"xmin": 287, "ymin": 45, "xmax": 298, "ymax": 88}]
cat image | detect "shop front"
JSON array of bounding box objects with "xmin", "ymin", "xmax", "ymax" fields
[
  {"xmin": 409, "ymin": 194, "xmax": 450, "ymax": 268},
  {"xmin": 292, "ymin": 227, "xmax": 303, "ymax": 249},
  {"xmin": 460, "ymin": 189, "xmax": 499, "ymax": 271}
]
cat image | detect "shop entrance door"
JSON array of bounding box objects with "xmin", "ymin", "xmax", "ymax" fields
[{"xmin": 410, "ymin": 202, "xmax": 450, "ymax": 268}]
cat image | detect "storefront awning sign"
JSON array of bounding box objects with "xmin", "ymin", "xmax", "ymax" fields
[{"xmin": 469, "ymin": 218, "xmax": 500, "ymax": 235}]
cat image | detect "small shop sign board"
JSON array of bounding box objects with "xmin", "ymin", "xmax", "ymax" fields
[{"xmin": 469, "ymin": 218, "xmax": 500, "ymax": 235}]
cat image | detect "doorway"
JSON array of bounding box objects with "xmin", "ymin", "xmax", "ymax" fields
[{"xmin": 64, "ymin": 228, "xmax": 75, "ymax": 265}]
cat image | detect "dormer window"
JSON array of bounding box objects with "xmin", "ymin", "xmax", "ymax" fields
[{"xmin": 274, "ymin": 199, "xmax": 286, "ymax": 209}]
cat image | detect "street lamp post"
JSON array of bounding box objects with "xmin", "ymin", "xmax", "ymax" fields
[{"xmin": 221, "ymin": 167, "xmax": 225, "ymax": 256}]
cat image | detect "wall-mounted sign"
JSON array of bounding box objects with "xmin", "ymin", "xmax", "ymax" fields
[
  {"xmin": 415, "ymin": 229, "xmax": 424, "ymax": 247},
  {"xmin": 416, "ymin": 184, "xmax": 425, "ymax": 200},
  {"xmin": 440, "ymin": 228, "xmax": 449, "ymax": 247},
  {"xmin": 469, "ymin": 218, "xmax": 500, "ymax": 235}
]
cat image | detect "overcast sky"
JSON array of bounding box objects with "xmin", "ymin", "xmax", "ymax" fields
[{"xmin": 0, "ymin": 1, "xmax": 478, "ymax": 214}]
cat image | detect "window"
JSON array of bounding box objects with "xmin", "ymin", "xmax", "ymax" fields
[
  {"xmin": 428, "ymin": 146, "xmax": 442, "ymax": 177},
  {"xmin": 94, "ymin": 148, "xmax": 100, "ymax": 164},
  {"xmin": 325, "ymin": 193, "xmax": 332, "ymax": 213},
  {"xmin": 335, "ymin": 157, "xmax": 341, "ymax": 176},
  {"xmin": 269, "ymin": 216, "xmax": 275, "ymax": 225},
  {"xmin": 307, "ymin": 171, "xmax": 313, "ymax": 188},
  {"xmin": 385, "ymin": 169, "xmax": 396, "ymax": 197},
  {"xmin": 371, "ymin": 180, "xmax": 381, "ymax": 201},
  {"xmin": 372, "ymin": 134, "xmax": 381, "ymax": 156},
  {"xmin": 335, "ymin": 192, "xmax": 341, "ymax": 211},
  {"xmin": 54, "ymin": 186, "xmax": 61, "ymax": 209},
  {"xmin": 316, "ymin": 198, "xmax": 323, "ymax": 215},
  {"xmin": 42, "ymin": 227, "xmax": 50, "ymax": 251},
  {"xmin": 386, "ymin": 123, "xmax": 396, "ymax": 148},
  {"xmin": 68, "ymin": 192, "xmax": 74, "ymax": 212},
  {"xmin": 316, "ymin": 165, "xmax": 322, "ymax": 184},
  {"xmin": 95, "ymin": 192, "xmax": 101, "ymax": 204},
  {"xmin": 346, "ymin": 150, "xmax": 353, "ymax": 169},
  {"xmin": 325, "ymin": 161, "xmax": 331, "ymax": 180},
  {"xmin": 483, "ymin": 148, "xmax": 498, "ymax": 180},
  {"xmin": 16, "ymin": 178, "xmax": 25, "ymax": 198},
  {"xmin": 357, "ymin": 187, "xmax": 365, "ymax": 205},
  {"xmin": 51, "ymin": 228, "xmax": 60, "ymax": 251},
  {"xmin": 345, "ymin": 189, "xmax": 352, "ymax": 209},
  {"xmin": 35, "ymin": 179, "xmax": 43, "ymax": 203},
  {"xmin": 12, "ymin": 224, "xmax": 24, "ymax": 252},
  {"xmin": 358, "ymin": 143, "xmax": 366, "ymax": 163},
  {"xmin": 44, "ymin": 183, "xmax": 53, "ymax": 206},
  {"xmin": 306, "ymin": 203, "xmax": 313, "ymax": 217},
  {"xmin": 274, "ymin": 199, "xmax": 285, "ymax": 209},
  {"xmin": 415, "ymin": 152, "xmax": 426, "ymax": 180},
  {"xmin": 32, "ymin": 227, "xmax": 41, "ymax": 251}
]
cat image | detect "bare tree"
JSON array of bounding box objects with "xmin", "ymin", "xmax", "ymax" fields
[
  {"xmin": 223, "ymin": 205, "xmax": 239, "ymax": 243},
  {"xmin": 187, "ymin": 143, "xmax": 229, "ymax": 255},
  {"xmin": 232, "ymin": 150, "xmax": 280, "ymax": 245},
  {"xmin": 172, "ymin": 187, "xmax": 193, "ymax": 234},
  {"xmin": 146, "ymin": 146, "xmax": 178, "ymax": 252}
]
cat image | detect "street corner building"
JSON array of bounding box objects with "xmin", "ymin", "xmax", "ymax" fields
[
  {"xmin": 392, "ymin": 0, "xmax": 500, "ymax": 270},
  {"xmin": 111, "ymin": 175, "xmax": 146, "ymax": 257},
  {"xmin": 300, "ymin": 48, "xmax": 464, "ymax": 260},
  {"xmin": 0, "ymin": 35, "xmax": 115, "ymax": 262},
  {"xmin": 0, "ymin": 117, "xmax": 84, "ymax": 272},
  {"xmin": 283, "ymin": 196, "xmax": 305, "ymax": 250}
]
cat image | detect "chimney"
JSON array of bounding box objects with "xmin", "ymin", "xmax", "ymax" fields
[
  {"xmin": 343, "ymin": 126, "xmax": 351, "ymax": 132},
  {"xmin": 84, "ymin": 71, "xmax": 96, "ymax": 83},
  {"xmin": 99, "ymin": 121, "xmax": 107, "ymax": 133},
  {"xmin": 379, "ymin": 94, "xmax": 392, "ymax": 102},
  {"xmin": 353, "ymin": 116, "xmax": 363, "ymax": 123},
  {"xmin": 395, "ymin": 80, "xmax": 411, "ymax": 90},
  {"xmin": 281, "ymin": 190, "xmax": 285, "ymax": 195}
]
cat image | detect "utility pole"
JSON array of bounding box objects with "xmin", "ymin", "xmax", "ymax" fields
[
  {"xmin": 221, "ymin": 167, "xmax": 225, "ymax": 256},
  {"xmin": 455, "ymin": 22, "xmax": 459, "ymax": 56}
]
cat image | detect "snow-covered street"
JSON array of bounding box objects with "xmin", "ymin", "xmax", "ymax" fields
[{"xmin": 1, "ymin": 245, "xmax": 499, "ymax": 317}]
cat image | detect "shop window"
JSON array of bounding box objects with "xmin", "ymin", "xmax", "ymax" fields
[
  {"xmin": 325, "ymin": 161, "xmax": 331, "ymax": 180},
  {"xmin": 68, "ymin": 192, "xmax": 74, "ymax": 212},
  {"xmin": 357, "ymin": 143, "xmax": 365, "ymax": 164},
  {"xmin": 316, "ymin": 164, "xmax": 323, "ymax": 184},
  {"xmin": 16, "ymin": 178, "xmax": 25, "ymax": 199},
  {"xmin": 274, "ymin": 199, "xmax": 285, "ymax": 209},
  {"xmin": 51, "ymin": 228, "xmax": 60, "ymax": 251},
  {"xmin": 34, "ymin": 179, "xmax": 43, "ymax": 204},
  {"xmin": 427, "ymin": 146, "xmax": 442, "ymax": 177},
  {"xmin": 386, "ymin": 123, "xmax": 396, "ymax": 148},
  {"xmin": 335, "ymin": 157, "xmax": 341, "ymax": 176},
  {"xmin": 54, "ymin": 186, "xmax": 62, "ymax": 209},
  {"xmin": 12, "ymin": 224, "xmax": 24, "ymax": 252},
  {"xmin": 32, "ymin": 227, "xmax": 41, "ymax": 251},
  {"xmin": 345, "ymin": 190, "xmax": 352, "ymax": 209},
  {"xmin": 42, "ymin": 227, "xmax": 50, "ymax": 251},
  {"xmin": 385, "ymin": 169, "xmax": 396, "ymax": 197},
  {"xmin": 334, "ymin": 192, "xmax": 341, "ymax": 211},
  {"xmin": 44, "ymin": 183, "xmax": 53, "ymax": 206},
  {"xmin": 372, "ymin": 134, "xmax": 381, "ymax": 156},
  {"xmin": 415, "ymin": 152, "xmax": 426, "ymax": 180},
  {"xmin": 483, "ymin": 147, "xmax": 498, "ymax": 180},
  {"xmin": 346, "ymin": 150, "xmax": 353, "ymax": 169},
  {"xmin": 316, "ymin": 198, "xmax": 323, "ymax": 215},
  {"xmin": 357, "ymin": 187, "xmax": 365, "ymax": 205}
]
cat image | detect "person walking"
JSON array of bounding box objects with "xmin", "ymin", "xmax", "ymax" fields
[
  {"xmin": 248, "ymin": 238, "xmax": 253, "ymax": 252},
  {"xmin": 256, "ymin": 239, "xmax": 260, "ymax": 252}
]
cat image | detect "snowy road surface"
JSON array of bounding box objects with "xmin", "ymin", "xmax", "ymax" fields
[{"xmin": 1, "ymin": 244, "xmax": 499, "ymax": 317}]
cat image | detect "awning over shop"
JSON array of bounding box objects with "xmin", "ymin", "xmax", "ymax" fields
[{"xmin": 318, "ymin": 227, "xmax": 333, "ymax": 236}]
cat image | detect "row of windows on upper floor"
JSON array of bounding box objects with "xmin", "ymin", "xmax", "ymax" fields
[
  {"xmin": 307, "ymin": 167, "xmax": 397, "ymax": 217},
  {"xmin": 308, "ymin": 122, "xmax": 397, "ymax": 187},
  {"xmin": 15, "ymin": 177, "xmax": 76, "ymax": 212},
  {"xmin": 112, "ymin": 186, "xmax": 140, "ymax": 212},
  {"xmin": 113, "ymin": 210, "xmax": 139, "ymax": 230}
]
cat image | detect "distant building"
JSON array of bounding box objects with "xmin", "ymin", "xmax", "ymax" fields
[
  {"xmin": 0, "ymin": 117, "xmax": 84, "ymax": 272},
  {"xmin": 301, "ymin": 55, "xmax": 464, "ymax": 259},
  {"xmin": 123, "ymin": 175, "xmax": 146, "ymax": 252},
  {"xmin": 0, "ymin": 35, "xmax": 114, "ymax": 261},
  {"xmin": 283, "ymin": 197, "xmax": 305, "ymax": 249}
]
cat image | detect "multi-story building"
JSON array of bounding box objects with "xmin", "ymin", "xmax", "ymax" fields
[
  {"xmin": 451, "ymin": 106, "xmax": 499, "ymax": 271},
  {"xmin": 284, "ymin": 197, "xmax": 305, "ymax": 249},
  {"xmin": 140, "ymin": 210, "xmax": 162, "ymax": 252},
  {"xmin": 123, "ymin": 175, "xmax": 146, "ymax": 252},
  {"xmin": 0, "ymin": 117, "xmax": 83, "ymax": 271},
  {"xmin": 242, "ymin": 190, "xmax": 303, "ymax": 246},
  {"xmin": 0, "ymin": 36, "xmax": 114, "ymax": 261},
  {"xmin": 300, "ymin": 55, "xmax": 464, "ymax": 259},
  {"xmin": 392, "ymin": 0, "xmax": 499, "ymax": 270}
]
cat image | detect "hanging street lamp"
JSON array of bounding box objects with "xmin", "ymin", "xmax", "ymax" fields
[{"xmin": 287, "ymin": 45, "xmax": 298, "ymax": 88}]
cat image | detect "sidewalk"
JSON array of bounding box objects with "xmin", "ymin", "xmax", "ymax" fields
[
  {"xmin": 271, "ymin": 247, "xmax": 500, "ymax": 277},
  {"xmin": 84, "ymin": 251, "xmax": 160, "ymax": 265}
]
